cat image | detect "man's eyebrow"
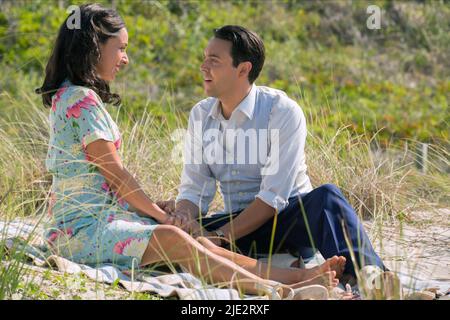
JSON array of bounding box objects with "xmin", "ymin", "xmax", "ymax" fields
[{"xmin": 204, "ymin": 53, "xmax": 221, "ymax": 59}]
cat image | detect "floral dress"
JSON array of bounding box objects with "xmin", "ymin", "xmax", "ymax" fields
[{"xmin": 44, "ymin": 80, "xmax": 158, "ymax": 271}]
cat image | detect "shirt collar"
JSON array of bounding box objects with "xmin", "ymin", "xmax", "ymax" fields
[
  {"xmin": 209, "ymin": 99, "xmax": 222, "ymax": 120},
  {"xmin": 208, "ymin": 84, "xmax": 257, "ymax": 121}
]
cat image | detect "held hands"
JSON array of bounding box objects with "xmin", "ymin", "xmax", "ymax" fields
[
  {"xmin": 155, "ymin": 199, "xmax": 186, "ymax": 229},
  {"xmin": 156, "ymin": 199, "xmax": 224, "ymax": 246},
  {"xmin": 162, "ymin": 214, "xmax": 209, "ymax": 238},
  {"xmin": 156, "ymin": 199, "xmax": 198, "ymax": 234},
  {"xmin": 161, "ymin": 213, "xmax": 188, "ymax": 229}
]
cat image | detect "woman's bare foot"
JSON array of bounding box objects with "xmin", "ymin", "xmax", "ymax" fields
[
  {"xmin": 276, "ymin": 283, "xmax": 330, "ymax": 300},
  {"xmin": 275, "ymin": 271, "xmax": 338, "ymax": 299},
  {"xmin": 330, "ymin": 284, "xmax": 356, "ymax": 300},
  {"xmin": 291, "ymin": 270, "xmax": 339, "ymax": 289},
  {"xmin": 298, "ymin": 256, "xmax": 346, "ymax": 280}
]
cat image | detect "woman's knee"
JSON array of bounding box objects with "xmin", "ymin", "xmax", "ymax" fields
[
  {"xmin": 196, "ymin": 236, "xmax": 221, "ymax": 253},
  {"xmin": 142, "ymin": 225, "xmax": 190, "ymax": 265},
  {"xmin": 152, "ymin": 225, "xmax": 190, "ymax": 248}
]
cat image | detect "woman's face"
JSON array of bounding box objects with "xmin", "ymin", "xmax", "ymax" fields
[{"xmin": 96, "ymin": 28, "xmax": 129, "ymax": 82}]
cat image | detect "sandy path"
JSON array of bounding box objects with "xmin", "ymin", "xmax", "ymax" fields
[{"xmin": 364, "ymin": 208, "xmax": 450, "ymax": 293}]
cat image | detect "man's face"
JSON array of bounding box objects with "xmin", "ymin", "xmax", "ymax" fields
[{"xmin": 200, "ymin": 38, "xmax": 239, "ymax": 98}]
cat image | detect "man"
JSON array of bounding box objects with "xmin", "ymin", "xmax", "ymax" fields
[{"xmin": 172, "ymin": 25, "xmax": 386, "ymax": 279}]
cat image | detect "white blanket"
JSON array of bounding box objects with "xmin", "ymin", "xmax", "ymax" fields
[{"xmin": 1, "ymin": 219, "xmax": 449, "ymax": 299}]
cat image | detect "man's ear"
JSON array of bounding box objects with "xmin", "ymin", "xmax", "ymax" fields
[{"xmin": 238, "ymin": 61, "xmax": 252, "ymax": 80}]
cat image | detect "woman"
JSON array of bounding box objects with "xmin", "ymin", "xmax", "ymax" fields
[{"xmin": 36, "ymin": 3, "xmax": 348, "ymax": 299}]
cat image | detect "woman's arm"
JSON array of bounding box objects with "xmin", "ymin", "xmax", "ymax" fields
[{"xmin": 85, "ymin": 139, "xmax": 175, "ymax": 224}]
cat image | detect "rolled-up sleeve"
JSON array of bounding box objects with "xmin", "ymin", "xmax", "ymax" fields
[
  {"xmin": 176, "ymin": 108, "xmax": 216, "ymax": 215},
  {"xmin": 255, "ymin": 98, "xmax": 307, "ymax": 212}
]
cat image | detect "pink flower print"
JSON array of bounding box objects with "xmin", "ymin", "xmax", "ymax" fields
[
  {"xmin": 51, "ymin": 87, "xmax": 68, "ymax": 112},
  {"xmin": 114, "ymin": 138, "xmax": 121, "ymax": 150},
  {"xmin": 66, "ymin": 228, "xmax": 73, "ymax": 237},
  {"xmin": 66, "ymin": 91, "xmax": 98, "ymax": 119},
  {"xmin": 101, "ymin": 181, "xmax": 111, "ymax": 192},
  {"xmin": 113, "ymin": 237, "xmax": 147, "ymax": 257},
  {"xmin": 47, "ymin": 231, "xmax": 59, "ymax": 244},
  {"xmin": 107, "ymin": 214, "xmax": 115, "ymax": 223},
  {"xmin": 117, "ymin": 197, "xmax": 127, "ymax": 208},
  {"xmin": 47, "ymin": 228, "xmax": 73, "ymax": 244},
  {"xmin": 101, "ymin": 181, "xmax": 127, "ymax": 208},
  {"xmin": 82, "ymin": 141, "xmax": 93, "ymax": 162}
]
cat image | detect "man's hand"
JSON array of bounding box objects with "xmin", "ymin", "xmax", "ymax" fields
[
  {"xmin": 179, "ymin": 213, "xmax": 203, "ymax": 236},
  {"xmin": 172, "ymin": 199, "xmax": 218, "ymax": 242},
  {"xmin": 173, "ymin": 212, "xmax": 221, "ymax": 246},
  {"xmin": 156, "ymin": 200, "xmax": 175, "ymax": 214},
  {"xmin": 161, "ymin": 213, "xmax": 189, "ymax": 231}
]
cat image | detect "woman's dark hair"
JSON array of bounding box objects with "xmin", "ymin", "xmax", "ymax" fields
[
  {"xmin": 213, "ymin": 25, "xmax": 265, "ymax": 84},
  {"xmin": 36, "ymin": 3, "xmax": 125, "ymax": 107}
]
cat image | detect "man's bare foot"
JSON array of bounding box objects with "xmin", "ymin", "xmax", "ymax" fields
[
  {"xmin": 291, "ymin": 270, "xmax": 339, "ymax": 289},
  {"xmin": 299, "ymin": 256, "xmax": 346, "ymax": 280}
]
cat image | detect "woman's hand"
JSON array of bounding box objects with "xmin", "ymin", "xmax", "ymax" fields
[
  {"xmin": 161, "ymin": 213, "xmax": 190, "ymax": 231},
  {"xmin": 156, "ymin": 201, "xmax": 209, "ymax": 239}
]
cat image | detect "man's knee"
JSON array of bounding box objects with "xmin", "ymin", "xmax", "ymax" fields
[
  {"xmin": 314, "ymin": 184, "xmax": 355, "ymax": 218},
  {"xmin": 316, "ymin": 183, "xmax": 341, "ymax": 197},
  {"xmin": 315, "ymin": 183, "xmax": 346, "ymax": 206}
]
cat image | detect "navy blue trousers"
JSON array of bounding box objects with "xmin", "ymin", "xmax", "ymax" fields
[{"xmin": 199, "ymin": 184, "xmax": 386, "ymax": 277}]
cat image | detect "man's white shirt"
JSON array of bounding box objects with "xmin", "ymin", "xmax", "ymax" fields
[{"xmin": 176, "ymin": 84, "xmax": 313, "ymax": 215}]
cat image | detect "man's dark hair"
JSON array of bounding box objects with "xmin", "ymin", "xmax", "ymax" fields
[
  {"xmin": 36, "ymin": 3, "xmax": 125, "ymax": 107},
  {"xmin": 213, "ymin": 25, "xmax": 265, "ymax": 84}
]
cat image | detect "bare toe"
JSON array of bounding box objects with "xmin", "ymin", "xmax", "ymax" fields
[
  {"xmin": 335, "ymin": 256, "xmax": 346, "ymax": 277},
  {"xmin": 318, "ymin": 270, "xmax": 337, "ymax": 287},
  {"xmin": 320, "ymin": 256, "xmax": 339, "ymax": 272}
]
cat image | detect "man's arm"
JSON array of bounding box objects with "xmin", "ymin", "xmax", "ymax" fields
[
  {"xmin": 175, "ymin": 198, "xmax": 275, "ymax": 244},
  {"xmin": 216, "ymin": 198, "xmax": 276, "ymax": 244}
]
